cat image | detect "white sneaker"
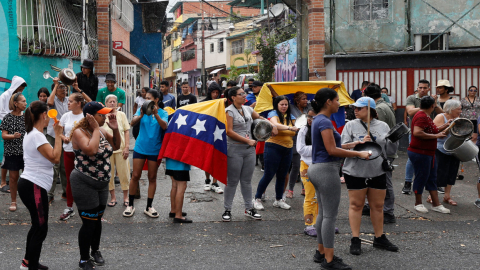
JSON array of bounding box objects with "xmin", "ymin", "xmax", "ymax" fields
[
  {"xmin": 254, "ymin": 198, "xmax": 264, "ymax": 210},
  {"xmin": 123, "ymin": 206, "xmax": 135, "ymax": 217},
  {"xmin": 273, "ymin": 199, "xmax": 291, "ymax": 210},
  {"xmin": 431, "ymin": 205, "xmax": 450, "ymax": 214},
  {"xmin": 211, "ymin": 183, "xmax": 224, "ymax": 194},
  {"xmin": 204, "ymin": 184, "xmax": 212, "ymax": 191},
  {"xmin": 414, "ymin": 204, "xmax": 428, "ymax": 213}
]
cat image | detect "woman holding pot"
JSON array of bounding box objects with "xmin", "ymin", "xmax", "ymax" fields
[
  {"xmin": 308, "ymin": 88, "xmax": 370, "ymax": 270},
  {"xmin": 408, "ymin": 96, "xmax": 450, "ymax": 214},
  {"xmin": 341, "ymin": 97, "xmax": 398, "ymax": 255},
  {"xmin": 431, "ymin": 100, "xmax": 460, "ymax": 206},
  {"xmin": 460, "ymin": 86, "xmax": 480, "ymax": 144}
]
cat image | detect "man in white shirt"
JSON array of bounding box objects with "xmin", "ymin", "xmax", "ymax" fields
[{"xmin": 195, "ymin": 78, "xmax": 202, "ymax": 96}]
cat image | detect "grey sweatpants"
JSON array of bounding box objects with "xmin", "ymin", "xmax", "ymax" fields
[
  {"xmin": 224, "ymin": 144, "xmax": 255, "ymax": 211},
  {"xmin": 308, "ymin": 161, "xmax": 342, "ymax": 249}
]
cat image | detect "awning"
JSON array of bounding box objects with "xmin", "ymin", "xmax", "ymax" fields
[
  {"xmin": 210, "ymin": 68, "xmax": 224, "ymax": 74},
  {"xmin": 173, "ymin": 68, "xmax": 182, "ymax": 73}
]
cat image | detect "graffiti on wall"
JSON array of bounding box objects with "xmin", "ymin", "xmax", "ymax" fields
[{"xmin": 274, "ymin": 38, "xmax": 297, "ymax": 82}]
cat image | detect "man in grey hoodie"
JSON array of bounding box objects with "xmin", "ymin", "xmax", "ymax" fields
[
  {"xmin": 363, "ymin": 85, "xmax": 398, "ymax": 224},
  {"xmin": 0, "ymin": 76, "xmax": 26, "ymax": 193}
]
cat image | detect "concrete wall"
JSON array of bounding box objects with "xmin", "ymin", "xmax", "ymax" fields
[
  {"xmin": 325, "ymin": 0, "xmax": 480, "ymax": 54},
  {"xmin": 112, "ymin": 20, "xmax": 130, "ymax": 51}
]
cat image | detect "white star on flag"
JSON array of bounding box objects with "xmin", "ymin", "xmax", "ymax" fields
[
  {"xmin": 213, "ymin": 125, "xmax": 225, "ymax": 142},
  {"xmin": 191, "ymin": 119, "xmax": 207, "ymax": 135},
  {"xmin": 175, "ymin": 113, "xmax": 188, "ymax": 129}
]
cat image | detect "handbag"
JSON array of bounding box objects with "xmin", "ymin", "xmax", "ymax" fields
[{"xmin": 359, "ymin": 121, "xmax": 394, "ymax": 172}]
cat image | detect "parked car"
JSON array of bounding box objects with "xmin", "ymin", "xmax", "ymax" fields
[{"xmin": 236, "ymin": 74, "xmax": 256, "ymax": 90}]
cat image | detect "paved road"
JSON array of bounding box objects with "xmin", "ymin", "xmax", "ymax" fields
[{"xmin": 1, "ymin": 150, "xmax": 480, "ymax": 269}]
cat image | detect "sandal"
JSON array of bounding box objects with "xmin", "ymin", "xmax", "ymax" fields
[
  {"xmin": 123, "ymin": 201, "xmax": 129, "ymax": 207},
  {"xmin": 0, "ymin": 185, "xmax": 10, "ymax": 193},
  {"xmin": 426, "ymin": 195, "xmax": 433, "ymax": 204},
  {"xmin": 286, "ymin": 190, "xmax": 294, "ymax": 199},
  {"xmin": 107, "ymin": 201, "xmax": 117, "ymax": 207},
  {"xmin": 9, "ymin": 202, "xmax": 17, "ymax": 212},
  {"xmin": 443, "ymin": 198, "xmax": 457, "ymax": 206}
]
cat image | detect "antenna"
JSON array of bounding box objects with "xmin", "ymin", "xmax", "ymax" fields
[{"xmin": 269, "ymin": 4, "xmax": 285, "ymax": 18}]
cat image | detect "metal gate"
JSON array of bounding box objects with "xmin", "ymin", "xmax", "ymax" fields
[{"xmin": 116, "ymin": 65, "xmax": 137, "ymax": 120}]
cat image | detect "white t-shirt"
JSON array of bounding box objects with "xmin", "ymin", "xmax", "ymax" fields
[
  {"xmin": 60, "ymin": 112, "xmax": 84, "ymax": 152},
  {"xmin": 21, "ymin": 128, "xmax": 54, "ymax": 191},
  {"xmin": 135, "ymin": 96, "xmax": 146, "ymax": 107},
  {"xmin": 222, "ymin": 80, "xmax": 227, "ymax": 88},
  {"xmin": 196, "ymin": 81, "xmax": 202, "ymax": 89},
  {"xmin": 389, "ymin": 95, "xmax": 396, "ymax": 104}
]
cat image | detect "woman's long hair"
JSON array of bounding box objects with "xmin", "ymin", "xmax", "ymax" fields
[
  {"xmin": 147, "ymin": 89, "xmax": 164, "ymax": 109},
  {"xmin": 225, "ymin": 87, "xmax": 240, "ymax": 107},
  {"xmin": 273, "ymin": 96, "xmax": 292, "ymax": 126},
  {"xmin": 311, "ymin": 88, "xmax": 338, "ymax": 114},
  {"xmin": 25, "ymin": 101, "xmax": 48, "ymax": 133}
]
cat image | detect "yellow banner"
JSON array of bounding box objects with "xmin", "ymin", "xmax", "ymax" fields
[
  {"xmin": 177, "ymin": 99, "xmax": 226, "ymax": 124},
  {"xmin": 254, "ymin": 81, "xmax": 353, "ymax": 113}
]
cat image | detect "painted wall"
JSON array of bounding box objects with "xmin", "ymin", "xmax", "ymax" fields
[
  {"xmin": 130, "ymin": 4, "xmax": 163, "ymax": 66},
  {"xmin": 112, "ymin": 20, "xmax": 131, "ymax": 51},
  {"xmin": 181, "ymin": 43, "xmax": 197, "ymax": 73},
  {"xmin": 275, "ymin": 37, "xmax": 297, "ymax": 82},
  {"xmin": 173, "ymin": 15, "xmax": 184, "ymax": 48},
  {"xmin": 229, "ymin": 37, "xmax": 257, "ymax": 67},
  {"xmin": 163, "ymin": 45, "xmax": 174, "ymax": 78},
  {"xmin": 325, "ymin": 0, "xmax": 480, "ymax": 53}
]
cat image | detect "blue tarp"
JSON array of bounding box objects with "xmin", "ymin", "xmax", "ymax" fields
[{"xmin": 187, "ymin": 20, "xmax": 198, "ymax": 35}]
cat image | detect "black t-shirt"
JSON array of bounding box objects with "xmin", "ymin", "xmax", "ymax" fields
[
  {"xmin": 75, "ymin": 72, "xmax": 99, "ymax": 101},
  {"xmin": 177, "ymin": 94, "xmax": 197, "ymax": 108}
]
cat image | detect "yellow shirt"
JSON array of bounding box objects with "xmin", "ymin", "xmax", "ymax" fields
[
  {"xmin": 103, "ymin": 111, "xmax": 130, "ymax": 153},
  {"xmin": 266, "ymin": 115, "xmax": 296, "ymax": 148}
]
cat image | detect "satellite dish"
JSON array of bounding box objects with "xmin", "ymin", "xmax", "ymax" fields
[{"xmin": 269, "ymin": 4, "xmax": 285, "ymax": 17}]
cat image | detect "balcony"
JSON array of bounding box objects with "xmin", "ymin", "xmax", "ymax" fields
[{"xmin": 113, "ymin": 0, "xmax": 134, "ymax": 32}]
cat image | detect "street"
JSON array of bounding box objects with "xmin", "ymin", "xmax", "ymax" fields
[{"xmin": 1, "ymin": 148, "xmax": 480, "ymax": 270}]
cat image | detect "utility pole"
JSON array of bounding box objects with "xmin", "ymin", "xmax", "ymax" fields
[
  {"xmin": 201, "ymin": 1, "xmax": 206, "ymax": 96},
  {"xmin": 81, "ymin": 0, "xmax": 88, "ymax": 62},
  {"xmin": 108, "ymin": 2, "xmax": 113, "ymax": 73},
  {"xmin": 296, "ymin": 0, "xmax": 301, "ymax": 81}
]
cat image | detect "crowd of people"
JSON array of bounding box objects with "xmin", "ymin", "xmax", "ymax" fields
[{"xmin": 2, "ymin": 58, "xmax": 480, "ymax": 269}]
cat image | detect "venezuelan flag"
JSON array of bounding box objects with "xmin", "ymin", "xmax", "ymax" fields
[
  {"xmin": 158, "ymin": 99, "xmax": 227, "ymax": 183},
  {"xmin": 254, "ymin": 81, "xmax": 353, "ymax": 133}
]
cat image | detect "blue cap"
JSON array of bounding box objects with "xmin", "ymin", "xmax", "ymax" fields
[{"xmin": 351, "ymin": 97, "xmax": 376, "ymax": 110}]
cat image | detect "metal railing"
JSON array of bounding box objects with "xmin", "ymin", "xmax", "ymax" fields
[
  {"xmin": 112, "ymin": 0, "xmax": 134, "ymax": 32},
  {"xmin": 17, "ymin": 0, "xmax": 98, "ymax": 59},
  {"xmin": 116, "ymin": 65, "xmax": 137, "ymax": 120}
]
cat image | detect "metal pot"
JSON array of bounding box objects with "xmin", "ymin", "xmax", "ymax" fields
[
  {"xmin": 450, "ymin": 118, "xmax": 474, "ymax": 140},
  {"xmin": 141, "ymin": 100, "xmax": 155, "ymax": 116},
  {"xmin": 353, "ymin": 141, "xmax": 382, "ymax": 160},
  {"xmin": 386, "ymin": 122, "xmax": 410, "ymax": 143},
  {"xmin": 444, "ymin": 136, "xmax": 479, "ymax": 162},
  {"xmin": 58, "ymin": 68, "xmax": 76, "ymax": 85},
  {"xmin": 253, "ymin": 119, "xmax": 273, "ymax": 141}
]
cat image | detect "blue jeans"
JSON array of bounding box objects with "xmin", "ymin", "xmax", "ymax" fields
[
  {"xmin": 255, "ymin": 143, "xmax": 293, "ymax": 200},
  {"xmin": 407, "ymin": 151, "xmax": 438, "ymax": 195},
  {"xmin": 405, "ymin": 134, "xmax": 414, "ymax": 183}
]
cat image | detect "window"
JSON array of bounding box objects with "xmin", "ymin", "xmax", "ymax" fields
[
  {"xmin": 163, "ymin": 59, "xmax": 169, "ymax": 68},
  {"xmin": 218, "ymin": 38, "xmax": 224, "ymax": 53},
  {"xmin": 353, "ymin": 0, "xmax": 389, "ymax": 21},
  {"xmin": 172, "ymin": 49, "xmax": 180, "ymax": 62},
  {"xmin": 231, "ymin": 40, "xmax": 244, "ymax": 55},
  {"xmin": 181, "ymin": 49, "xmax": 195, "ymax": 61},
  {"xmin": 414, "ymin": 34, "xmax": 448, "ymax": 51},
  {"xmin": 210, "ymin": 43, "xmax": 214, "ymax": 52},
  {"xmin": 246, "ymin": 39, "xmax": 255, "ymax": 51}
]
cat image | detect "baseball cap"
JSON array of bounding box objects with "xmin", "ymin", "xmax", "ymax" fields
[
  {"xmin": 83, "ymin": 101, "xmax": 112, "ymax": 117},
  {"xmin": 351, "ymin": 97, "xmax": 376, "ymax": 110}
]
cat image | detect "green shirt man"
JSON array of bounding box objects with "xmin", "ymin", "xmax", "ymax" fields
[{"xmin": 96, "ymin": 73, "xmax": 126, "ymax": 108}]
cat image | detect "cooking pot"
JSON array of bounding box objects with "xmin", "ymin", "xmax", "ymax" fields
[
  {"xmin": 450, "ymin": 118, "xmax": 474, "ymax": 139},
  {"xmin": 141, "ymin": 100, "xmax": 155, "ymax": 116},
  {"xmin": 385, "ymin": 122, "xmax": 410, "ymax": 143},
  {"xmin": 58, "ymin": 68, "xmax": 76, "ymax": 85},
  {"xmin": 295, "ymin": 114, "xmax": 308, "ymax": 129},
  {"xmin": 253, "ymin": 119, "xmax": 273, "ymax": 141},
  {"xmin": 444, "ymin": 136, "xmax": 479, "ymax": 162},
  {"xmin": 353, "ymin": 141, "xmax": 382, "ymax": 160}
]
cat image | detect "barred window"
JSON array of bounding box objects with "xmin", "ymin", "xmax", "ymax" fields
[
  {"xmin": 181, "ymin": 49, "xmax": 195, "ymax": 61},
  {"xmin": 353, "ymin": 0, "xmax": 389, "ymax": 21},
  {"xmin": 218, "ymin": 38, "xmax": 224, "ymax": 53},
  {"xmin": 231, "ymin": 40, "xmax": 244, "ymax": 55}
]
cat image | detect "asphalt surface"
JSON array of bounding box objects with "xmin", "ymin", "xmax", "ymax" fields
[{"xmin": 1, "ymin": 145, "xmax": 480, "ymax": 269}]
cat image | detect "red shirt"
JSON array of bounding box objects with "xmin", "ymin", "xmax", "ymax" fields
[{"xmin": 408, "ymin": 111, "xmax": 439, "ymax": 156}]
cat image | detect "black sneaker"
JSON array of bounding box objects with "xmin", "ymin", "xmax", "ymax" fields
[
  {"xmin": 437, "ymin": 187, "xmax": 445, "ymax": 194},
  {"xmin": 350, "ymin": 237, "xmax": 361, "ymax": 255},
  {"xmin": 320, "ymin": 256, "xmax": 352, "ymax": 270},
  {"xmin": 79, "ymin": 260, "xmax": 96, "ymax": 270},
  {"xmin": 20, "ymin": 259, "xmax": 49, "ymax": 269},
  {"xmin": 402, "ymin": 182, "xmax": 412, "ymax": 195},
  {"xmin": 91, "ymin": 250, "xmax": 105, "ymax": 266},
  {"xmin": 244, "ymin": 208, "xmax": 262, "ymax": 220},
  {"xmin": 362, "ymin": 204, "xmax": 370, "ymax": 216},
  {"xmin": 373, "ymin": 234, "xmax": 398, "ymax": 252},
  {"xmin": 384, "ymin": 213, "xmax": 396, "ymax": 224},
  {"xmin": 222, "ymin": 210, "xmax": 232, "ymax": 222},
  {"xmin": 313, "ymin": 250, "xmax": 325, "ymax": 263}
]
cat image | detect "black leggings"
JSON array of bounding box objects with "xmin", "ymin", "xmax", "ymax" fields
[
  {"xmin": 17, "ymin": 178, "xmax": 49, "ymax": 270},
  {"xmin": 78, "ymin": 206, "xmax": 105, "ymax": 260}
]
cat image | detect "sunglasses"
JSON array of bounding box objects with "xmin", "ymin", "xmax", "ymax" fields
[
  {"xmin": 236, "ymin": 92, "xmax": 246, "ymax": 96},
  {"xmin": 469, "ymin": 89, "xmax": 478, "ymax": 92}
]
